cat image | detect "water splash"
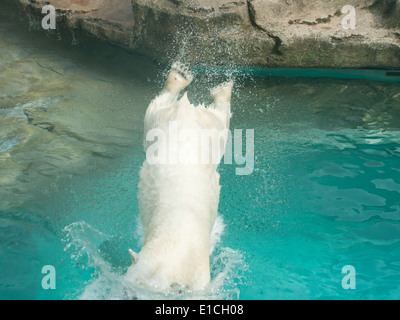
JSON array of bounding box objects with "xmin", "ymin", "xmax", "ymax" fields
[{"xmin": 62, "ymin": 220, "xmax": 248, "ymax": 300}]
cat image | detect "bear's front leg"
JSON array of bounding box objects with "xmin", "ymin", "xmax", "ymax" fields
[
  {"xmin": 210, "ymin": 81, "xmax": 234, "ymax": 129},
  {"xmin": 210, "ymin": 81, "xmax": 233, "ymax": 109},
  {"xmin": 162, "ymin": 62, "xmax": 193, "ymax": 98}
]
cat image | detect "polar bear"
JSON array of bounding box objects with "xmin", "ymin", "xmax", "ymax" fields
[{"xmin": 125, "ymin": 62, "xmax": 233, "ymax": 292}]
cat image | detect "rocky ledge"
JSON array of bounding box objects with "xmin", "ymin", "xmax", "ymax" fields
[{"xmin": 11, "ymin": 0, "xmax": 400, "ymax": 68}]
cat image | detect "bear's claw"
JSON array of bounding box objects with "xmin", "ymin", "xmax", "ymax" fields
[
  {"xmin": 171, "ymin": 61, "xmax": 193, "ymax": 83},
  {"xmin": 129, "ymin": 249, "xmax": 138, "ymax": 264},
  {"xmin": 164, "ymin": 61, "xmax": 194, "ymax": 94}
]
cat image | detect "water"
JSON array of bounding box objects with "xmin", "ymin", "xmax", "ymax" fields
[{"xmin": 1, "ymin": 3, "xmax": 400, "ymax": 300}]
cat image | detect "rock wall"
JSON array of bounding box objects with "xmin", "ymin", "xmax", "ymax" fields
[{"xmin": 11, "ymin": 0, "xmax": 400, "ymax": 68}]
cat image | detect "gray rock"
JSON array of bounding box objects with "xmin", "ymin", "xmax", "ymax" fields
[{"xmin": 11, "ymin": 0, "xmax": 400, "ymax": 68}]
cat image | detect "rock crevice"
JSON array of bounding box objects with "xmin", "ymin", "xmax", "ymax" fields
[{"xmin": 246, "ymin": 0, "xmax": 282, "ymax": 56}]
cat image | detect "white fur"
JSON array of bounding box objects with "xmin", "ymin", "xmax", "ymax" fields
[{"xmin": 125, "ymin": 62, "xmax": 233, "ymax": 292}]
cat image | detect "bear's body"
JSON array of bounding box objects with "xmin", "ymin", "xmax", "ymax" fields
[{"xmin": 125, "ymin": 62, "xmax": 233, "ymax": 292}]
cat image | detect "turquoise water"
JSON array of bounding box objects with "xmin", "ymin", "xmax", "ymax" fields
[{"xmin": 1, "ymin": 3, "xmax": 400, "ymax": 300}]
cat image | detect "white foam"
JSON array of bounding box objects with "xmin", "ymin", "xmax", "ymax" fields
[{"xmin": 62, "ymin": 218, "xmax": 248, "ymax": 300}]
